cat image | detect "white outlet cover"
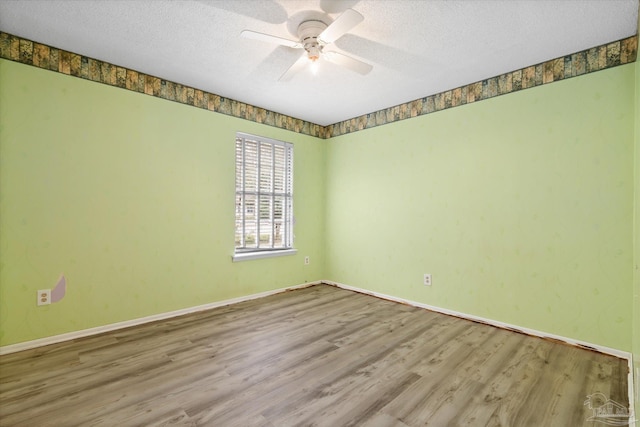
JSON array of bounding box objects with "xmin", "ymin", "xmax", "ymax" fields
[
  {"xmin": 37, "ymin": 289, "xmax": 51, "ymax": 306},
  {"xmin": 424, "ymin": 274, "xmax": 432, "ymax": 286}
]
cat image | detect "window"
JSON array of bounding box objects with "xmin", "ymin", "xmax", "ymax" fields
[{"xmin": 234, "ymin": 133, "xmax": 294, "ymax": 261}]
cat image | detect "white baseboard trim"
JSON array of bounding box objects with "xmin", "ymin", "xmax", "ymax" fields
[
  {"xmin": 323, "ymin": 280, "xmax": 636, "ymax": 416},
  {"xmin": 0, "ymin": 281, "xmax": 320, "ymax": 356},
  {"xmin": 324, "ymin": 280, "xmax": 638, "ymax": 415},
  {"xmin": 322, "ymin": 280, "xmax": 631, "ymax": 359}
]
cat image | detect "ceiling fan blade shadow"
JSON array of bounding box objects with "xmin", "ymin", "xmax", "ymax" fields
[
  {"xmin": 246, "ymin": 46, "xmax": 302, "ymax": 81},
  {"xmin": 195, "ymin": 0, "xmax": 288, "ymax": 24},
  {"xmin": 319, "ymin": 0, "xmax": 361, "ymax": 14},
  {"xmin": 280, "ymin": 53, "xmax": 310, "ymax": 82},
  {"xmin": 335, "ymin": 34, "xmax": 440, "ymax": 79},
  {"xmin": 241, "ymin": 30, "xmax": 302, "ymax": 48},
  {"xmin": 324, "ymin": 50, "xmax": 372, "ymax": 75},
  {"xmin": 319, "ymin": 8, "xmax": 364, "ymax": 44}
]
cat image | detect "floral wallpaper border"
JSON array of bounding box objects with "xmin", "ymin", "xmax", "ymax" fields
[
  {"xmin": 326, "ymin": 35, "xmax": 638, "ymax": 138},
  {"xmin": 0, "ymin": 31, "xmax": 637, "ymax": 139}
]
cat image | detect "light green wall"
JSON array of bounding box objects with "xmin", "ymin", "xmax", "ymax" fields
[
  {"xmin": 0, "ymin": 54, "xmax": 636, "ymax": 356},
  {"xmin": 326, "ymin": 64, "xmax": 635, "ymax": 351},
  {"xmin": 0, "ymin": 59, "xmax": 326, "ymax": 346}
]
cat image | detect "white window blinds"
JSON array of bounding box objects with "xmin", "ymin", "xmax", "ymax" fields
[{"xmin": 235, "ymin": 133, "xmax": 293, "ymax": 253}]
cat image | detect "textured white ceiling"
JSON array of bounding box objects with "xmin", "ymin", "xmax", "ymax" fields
[{"xmin": 0, "ymin": 0, "xmax": 637, "ymax": 126}]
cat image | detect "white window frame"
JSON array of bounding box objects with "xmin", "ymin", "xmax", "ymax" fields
[{"xmin": 232, "ymin": 132, "xmax": 295, "ymax": 262}]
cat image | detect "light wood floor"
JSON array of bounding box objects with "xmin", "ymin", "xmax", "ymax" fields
[{"xmin": 0, "ymin": 285, "xmax": 629, "ymax": 426}]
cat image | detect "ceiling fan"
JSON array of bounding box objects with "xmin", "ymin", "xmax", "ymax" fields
[{"xmin": 241, "ymin": 8, "xmax": 373, "ymax": 81}]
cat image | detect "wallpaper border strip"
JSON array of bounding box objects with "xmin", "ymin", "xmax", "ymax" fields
[
  {"xmin": 0, "ymin": 31, "xmax": 325, "ymax": 139},
  {"xmin": 0, "ymin": 31, "xmax": 637, "ymax": 139},
  {"xmin": 327, "ymin": 35, "xmax": 638, "ymax": 138}
]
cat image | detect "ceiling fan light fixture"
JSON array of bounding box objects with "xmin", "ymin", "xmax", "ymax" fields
[{"xmin": 306, "ymin": 44, "xmax": 321, "ymax": 62}]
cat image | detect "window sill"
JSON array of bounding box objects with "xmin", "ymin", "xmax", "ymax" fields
[{"xmin": 232, "ymin": 249, "xmax": 298, "ymax": 262}]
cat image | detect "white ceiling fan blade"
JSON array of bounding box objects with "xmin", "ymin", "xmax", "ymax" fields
[
  {"xmin": 318, "ymin": 8, "xmax": 363, "ymax": 44},
  {"xmin": 279, "ymin": 54, "xmax": 310, "ymax": 81},
  {"xmin": 324, "ymin": 51, "xmax": 372, "ymax": 75},
  {"xmin": 240, "ymin": 30, "xmax": 302, "ymax": 49}
]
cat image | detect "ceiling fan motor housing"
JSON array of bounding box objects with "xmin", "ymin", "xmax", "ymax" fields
[{"xmin": 298, "ymin": 20, "xmax": 327, "ymax": 61}]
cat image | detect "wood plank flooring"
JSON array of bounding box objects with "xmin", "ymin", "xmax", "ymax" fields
[{"xmin": 0, "ymin": 284, "xmax": 629, "ymax": 426}]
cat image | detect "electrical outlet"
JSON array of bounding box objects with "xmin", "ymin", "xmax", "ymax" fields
[
  {"xmin": 423, "ymin": 274, "xmax": 432, "ymax": 286},
  {"xmin": 304, "ymin": 256, "xmax": 310, "ymax": 265},
  {"xmin": 37, "ymin": 289, "xmax": 51, "ymax": 306}
]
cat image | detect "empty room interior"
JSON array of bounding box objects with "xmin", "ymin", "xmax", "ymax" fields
[{"xmin": 1, "ymin": 1, "xmax": 640, "ymax": 425}]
